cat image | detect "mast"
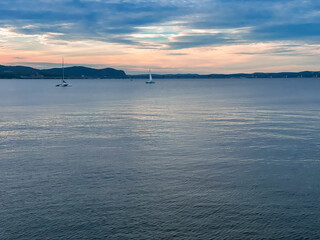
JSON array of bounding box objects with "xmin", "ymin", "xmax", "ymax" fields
[{"xmin": 62, "ymin": 57, "xmax": 65, "ymax": 81}]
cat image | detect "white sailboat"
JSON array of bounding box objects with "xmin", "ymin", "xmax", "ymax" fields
[
  {"xmin": 145, "ymin": 69, "xmax": 155, "ymax": 84},
  {"xmin": 56, "ymin": 57, "xmax": 71, "ymax": 87}
]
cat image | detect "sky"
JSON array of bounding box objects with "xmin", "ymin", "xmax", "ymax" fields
[{"xmin": 1, "ymin": 0, "xmax": 320, "ymax": 74}]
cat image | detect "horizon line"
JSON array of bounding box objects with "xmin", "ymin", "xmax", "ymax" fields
[{"xmin": 1, "ymin": 64, "xmax": 320, "ymax": 76}]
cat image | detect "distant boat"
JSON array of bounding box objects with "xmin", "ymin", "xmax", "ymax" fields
[
  {"xmin": 145, "ymin": 69, "xmax": 155, "ymax": 84},
  {"xmin": 56, "ymin": 58, "xmax": 71, "ymax": 87}
]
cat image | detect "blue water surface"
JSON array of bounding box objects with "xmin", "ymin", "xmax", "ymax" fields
[{"xmin": 1, "ymin": 78, "xmax": 320, "ymax": 239}]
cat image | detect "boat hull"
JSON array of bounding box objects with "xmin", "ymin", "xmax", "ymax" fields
[{"xmin": 56, "ymin": 83, "xmax": 71, "ymax": 87}]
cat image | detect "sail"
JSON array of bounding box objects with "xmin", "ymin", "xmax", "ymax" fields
[
  {"xmin": 56, "ymin": 57, "xmax": 71, "ymax": 87},
  {"xmin": 145, "ymin": 68, "xmax": 155, "ymax": 84}
]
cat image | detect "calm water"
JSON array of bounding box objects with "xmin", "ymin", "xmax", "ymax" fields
[{"xmin": 1, "ymin": 78, "xmax": 320, "ymax": 239}]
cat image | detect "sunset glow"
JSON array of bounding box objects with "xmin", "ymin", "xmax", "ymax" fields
[{"xmin": 1, "ymin": 0, "xmax": 320, "ymax": 74}]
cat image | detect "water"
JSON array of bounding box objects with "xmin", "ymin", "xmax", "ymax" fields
[{"xmin": 1, "ymin": 78, "xmax": 320, "ymax": 239}]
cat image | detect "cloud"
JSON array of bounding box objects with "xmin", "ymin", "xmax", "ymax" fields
[
  {"xmin": 1, "ymin": 0, "xmax": 320, "ymax": 50},
  {"xmin": 0, "ymin": 0, "xmax": 183, "ymax": 44},
  {"xmin": 236, "ymin": 43, "xmax": 320, "ymax": 57},
  {"xmin": 164, "ymin": 0, "xmax": 320, "ymax": 49},
  {"xmin": 166, "ymin": 53, "xmax": 188, "ymax": 55},
  {"xmin": 167, "ymin": 32, "xmax": 242, "ymax": 49},
  {"xmin": 250, "ymin": 23, "xmax": 320, "ymax": 42}
]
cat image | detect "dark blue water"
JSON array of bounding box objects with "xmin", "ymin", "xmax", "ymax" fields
[{"xmin": 1, "ymin": 78, "xmax": 320, "ymax": 239}]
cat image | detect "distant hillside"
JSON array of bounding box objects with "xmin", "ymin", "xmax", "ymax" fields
[
  {"xmin": 129, "ymin": 71, "xmax": 320, "ymax": 79},
  {"xmin": 41, "ymin": 66, "xmax": 127, "ymax": 79},
  {"xmin": 0, "ymin": 65, "xmax": 127, "ymax": 79},
  {"xmin": 0, "ymin": 65, "xmax": 42, "ymax": 78},
  {"xmin": 1, "ymin": 64, "xmax": 320, "ymax": 79}
]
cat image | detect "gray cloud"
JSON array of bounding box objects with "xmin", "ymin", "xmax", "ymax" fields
[
  {"xmin": 167, "ymin": 32, "xmax": 242, "ymax": 49},
  {"xmin": 1, "ymin": 0, "xmax": 320, "ymax": 49},
  {"xmin": 166, "ymin": 53, "xmax": 188, "ymax": 55}
]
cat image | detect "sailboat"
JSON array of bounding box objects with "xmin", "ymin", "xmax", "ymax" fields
[
  {"xmin": 145, "ymin": 69, "xmax": 155, "ymax": 84},
  {"xmin": 56, "ymin": 58, "xmax": 71, "ymax": 87}
]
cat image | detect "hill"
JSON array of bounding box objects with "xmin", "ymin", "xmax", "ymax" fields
[
  {"xmin": 0, "ymin": 64, "xmax": 319, "ymax": 79},
  {"xmin": 0, "ymin": 65, "xmax": 127, "ymax": 79},
  {"xmin": 128, "ymin": 71, "xmax": 320, "ymax": 79},
  {"xmin": 40, "ymin": 66, "xmax": 127, "ymax": 79}
]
